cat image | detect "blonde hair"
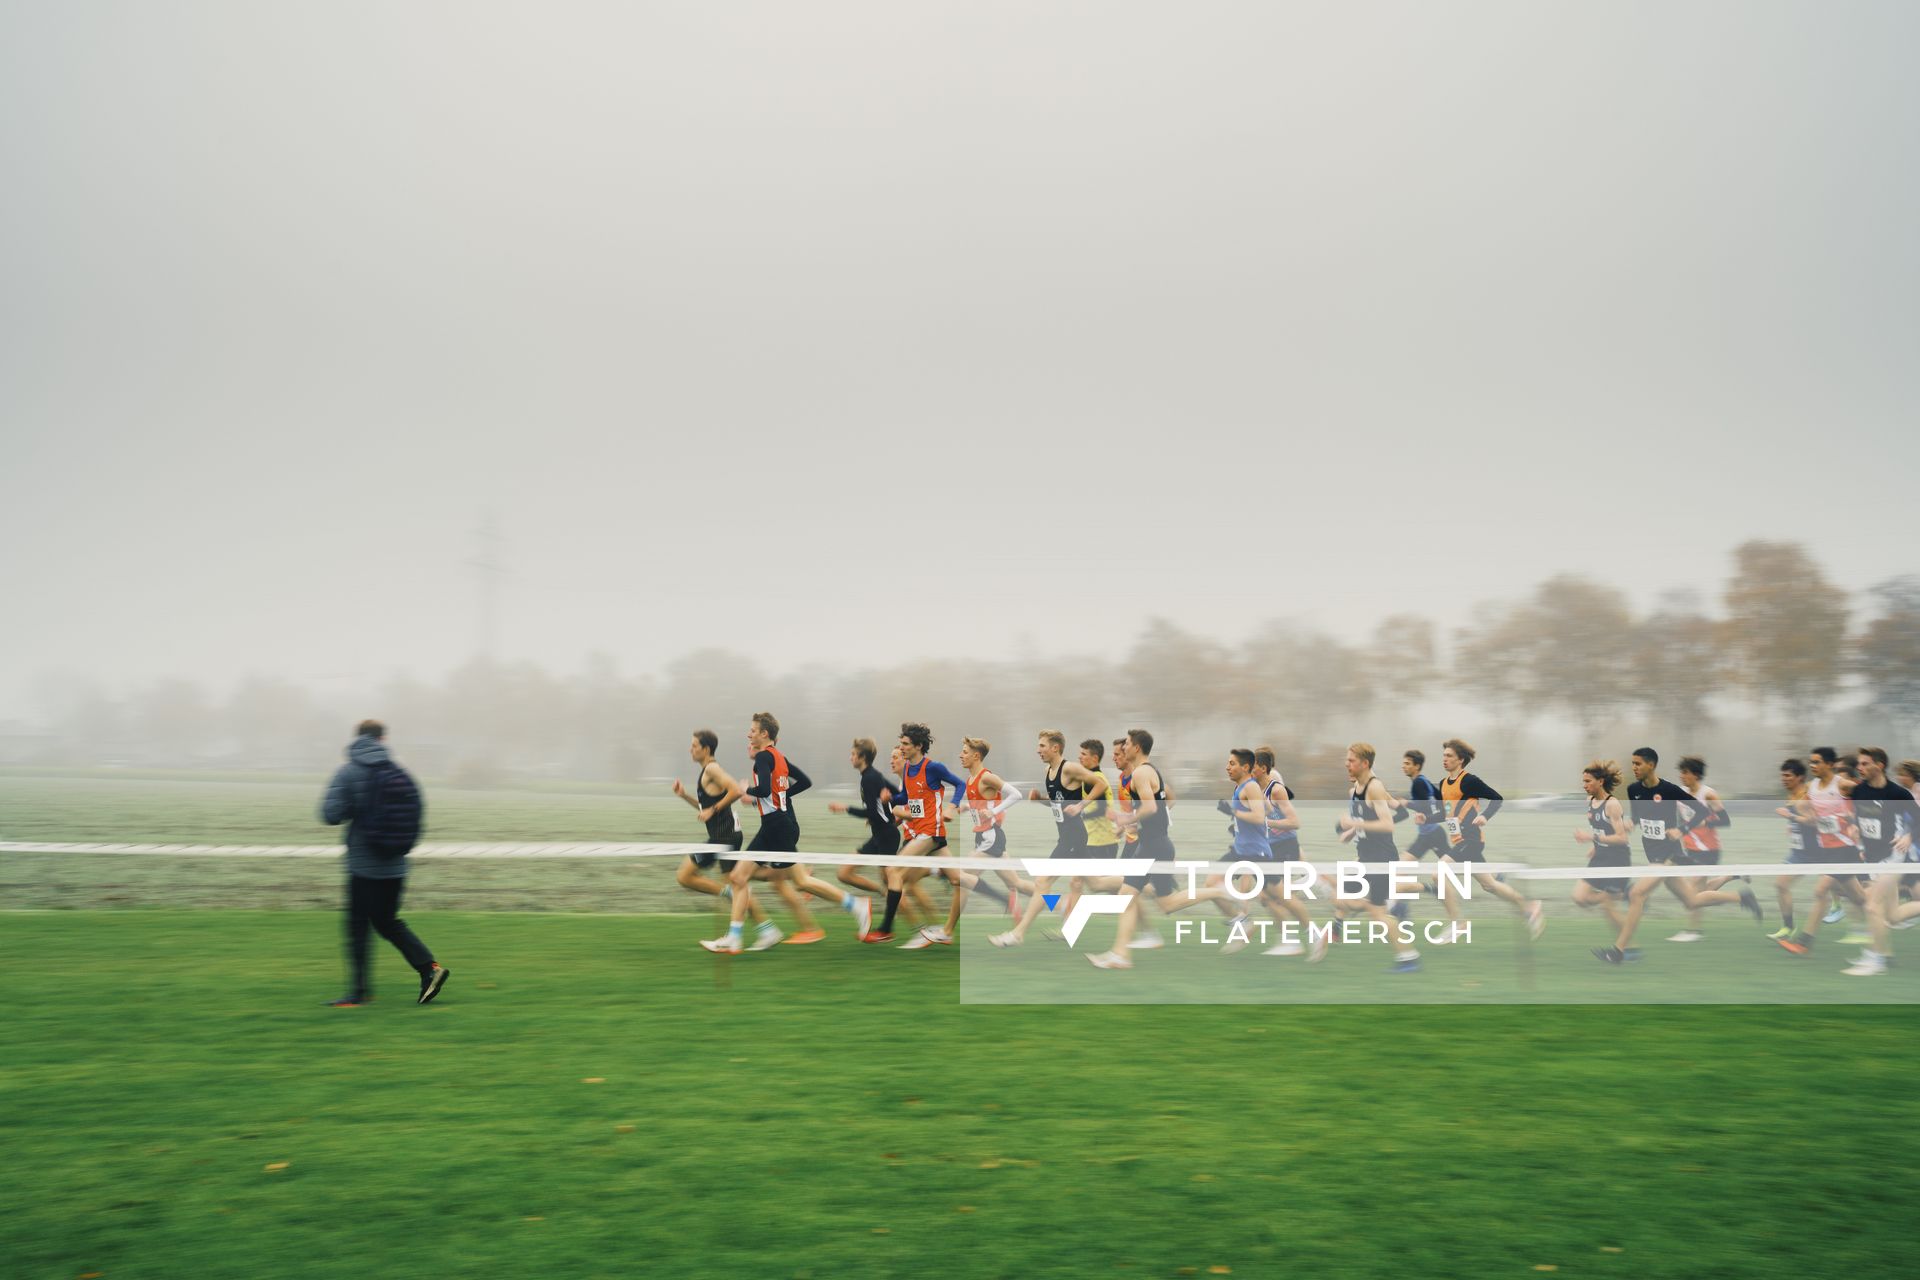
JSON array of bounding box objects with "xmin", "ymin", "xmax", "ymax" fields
[
  {"xmin": 963, "ymin": 737, "xmax": 990, "ymax": 759},
  {"xmin": 1348, "ymin": 742, "xmax": 1376, "ymax": 766},
  {"xmin": 1039, "ymin": 730, "xmax": 1066, "ymax": 750}
]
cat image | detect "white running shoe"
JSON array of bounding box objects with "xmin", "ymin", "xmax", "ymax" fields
[
  {"xmin": 1221, "ymin": 915, "xmax": 1252, "ymax": 955},
  {"xmin": 900, "ymin": 926, "xmax": 953, "ymax": 949},
  {"xmin": 1526, "ymin": 901, "xmax": 1546, "ymax": 940},
  {"xmin": 1843, "ymin": 954, "xmax": 1887, "ymax": 977},
  {"xmin": 851, "ymin": 896, "xmax": 872, "ymax": 937},
  {"xmin": 988, "ymin": 931, "xmax": 1023, "ymax": 948},
  {"xmin": 748, "ymin": 926, "xmax": 783, "ymax": 952},
  {"xmin": 1666, "ymin": 930, "xmax": 1705, "ymax": 943},
  {"xmin": 1127, "ymin": 931, "xmax": 1166, "ymax": 951},
  {"xmin": 1087, "ymin": 950, "xmax": 1133, "ymax": 970},
  {"xmin": 1262, "ymin": 942, "xmax": 1305, "ymax": 957},
  {"xmin": 1823, "ymin": 904, "xmax": 1847, "ymax": 925},
  {"xmin": 1308, "ymin": 933, "xmax": 1330, "ymax": 963},
  {"xmin": 700, "ymin": 934, "xmax": 742, "ymax": 954}
]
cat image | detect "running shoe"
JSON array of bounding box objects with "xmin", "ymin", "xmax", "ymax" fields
[
  {"xmin": 417, "ymin": 963, "xmax": 450, "ymax": 1005},
  {"xmin": 1526, "ymin": 900, "xmax": 1546, "ymax": 940},
  {"xmin": 1592, "ymin": 946, "xmax": 1625, "ymax": 965},
  {"xmin": 1842, "ymin": 954, "xmax": 1888, "ymax": 977},
  {"xmin": 1623, "ymin": 948, "xmax": 1645, "ymax": 962},
  {"xmin": 1839, "ymin": 930, "xmax": 1871, "ymax": 946},
  {"xmin": 1087, "ymin": 950, "xmax": 1133, "ymax": 970},
  {"xmin": 1666, "ymin": 930, "xmax": 1705, "ymax": 943},
  {"xmin": 900, "ymin": 926, "xmax": 953, "ymax": 949},
  {"xmin": 1127, "ymin": 931, "xmax": 1166, "ymax": 951},
  {"xmin": 1389, "ymin": 953, "xmax": 1422, "ymax": 973},
  {"xmin": 749, "ymin": 926, "xmax": 785, "ymax": 951},
  {"xmin": 782, "ymin": 928, "xmax": 827, "ymax": 945},
  {"xmin": 859, "ymin": 930, "xmax": 895, "ymax": 944},
  {"xmin": 850, "ymin": 896, "xmax": 872, "ymax": 937},
  {"xmin": 1738, "ymin": 888, "xmax": 1763, "ymax": 924},
  {"xmin": 1823, "ymin": 904, "xmax": 1847, "ymax": 925},
  {"xmin": 987, "ymin": 931, "xmax": 1023, "ymax": 948},
  {"xmin": 1308, "ymin": 932, "xmax": 1330, "ymax": 963},
  {"xmin": 1221, "ymin": 914, "xmax": 1252, "ymax": 955},
  {"xmin": 1767, "ymin": 925, "xmax": 1794, "ymax": 940},
  {"xmin": 1389, "ymin": 899, "xmax": 1409, "ymax": 922},
  {"xmin": 1775, "ymin": 933, "xmax": 1812, "ymax": 955},
  {"xmin": 1262, "ymin": 942, "xmax": 1305, "ymax": 957},
  {"xmin": 700, "ymin": 934, "xmax": 743, "ymax": 954},
  {"xmin": 325, "ymin": 995, "xmax": 368, "ymax": 1008}
]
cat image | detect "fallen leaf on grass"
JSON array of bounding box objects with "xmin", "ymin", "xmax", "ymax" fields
[
  {"xmin": 871, "ymin": 1228, "xmax": 890, "ymax": 1235},
  {"xmin": 263, "ymin": 1163, "xmax": 289, "ymax": 1173},
  {"xmin": 1533, "ymin": 1267, "xmax": 1558, "ymax": 1273},
  {"xmin": 581, "ymin": 1078, "xmax": 605, "ymax": 1084},
  {"xmin": 1209, "ymin": 1269, "xmax": 1232, "ymax": 1275},
  {"xmin": 1599, "ymin": 1246, "xmax": 1624, "ymax": 1254},
  {"xmin": 523, "ymin": 1216, "xmax": 544, "ymax": 1222},
  {"xmin": 615, "ymin": 1125, "xmax": 635, "ymax": 1134},
  {"xmin": 954, "ymin": 1206, "xmax": 976, "ymax": 1213},
  {"xmin": 1190, "ymin": 1174, "xmax": 1213, "ymax": 1182}
]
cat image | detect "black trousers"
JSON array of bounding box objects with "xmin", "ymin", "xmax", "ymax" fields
[{"xmin": 345, "ymin": 875, "xmax": 434, "ymax": 999}]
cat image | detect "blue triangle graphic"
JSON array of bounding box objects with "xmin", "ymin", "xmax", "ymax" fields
[{"xmin": 1042, "ymin": 894, "xmax": 1062, "ymax": 910}]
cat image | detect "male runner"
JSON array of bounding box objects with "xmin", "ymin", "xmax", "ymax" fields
[
  {"xmin": 869, "ymin": 722, "xmax": 971, "ymax": 945},
  {"xmin": 1213, "ymin": 747, "xmax": 1269, "ymax": 954},
  {"xmin": 1593, "ymin": 747, "xmax": 1760, "ymax": 965},
  {"xmin": 1571, "ymin": 759, "xmax": 1631, "ymax": 937},
  {"xmin": 1669, "ymin": 756, "xmax": 1735, "ymax": 942},
  {"xmin": 991, "ymin": 732, "xmax": 1106, "ymax": 948},
  {"xmin": 1253, "ymin": 746, "xmax": 1318, "ymax": 957},
  {"xmin": 1806, "ymin": 747, "xmax": 1860, "ymax": 929},
  {"xmin": 1841, "ymin": 747, "xmax": 1917, "ymax": 977},
  {"xmin": 1767, "ymin": 758, "xmax": 1821, "ymax": 941},
  {"xmin": 1086, "ymin": 729, "xmax": 1230, "ymax": 970},
  {"xmin": 1334, "ymin": 743, "xmax": 1422, "ymax": 973},
  {"xmin": 825, "ymin": 737, "xmax": 894, "ymax": 897},
  {"xmin": 700, "ymin": 712, "xmax": 871, "ymax": 953},
  {"xmin": 1390, "ymin": 748, "xmax": 1448, "ymax": 927},
  {"xmin": 1434, "ymin": 739, "xmax": 1545, "ymax": 940},
  {"xmin": 671, "ymin": 728, "xmax": 777, "ymax": 946},
  {"xmin": 901, "ymin": 737, "xmax": 1029, "ymax": 949}
]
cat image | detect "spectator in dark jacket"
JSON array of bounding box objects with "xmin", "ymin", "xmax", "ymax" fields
[{"xmin": 320, "ymin": 720, "xmax": 449, "ymax": 1007}]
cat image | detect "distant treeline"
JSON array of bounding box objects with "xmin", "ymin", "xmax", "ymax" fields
[{"xmin": 10, "ymin": 542, "xmax": 1918, "ymax": 795}]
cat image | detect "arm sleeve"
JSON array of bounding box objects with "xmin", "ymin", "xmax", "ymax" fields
[
  {"xmin": 743, "ymin": 753, "xmax": 774, "ymax": 799},
  {"xmin": 321, "ymin": 766, "xmax": 353, "ymax": 826},
  {"xmin": 786, "ymin": 761, "xmax": 813, "ymax": 797},
  {"xmin": 989, "ymin": 778, "xmax": 1022, "ymax": 818},
  {"xmin": 1710, "ymin": 800, "xmax": 1733, "ymax": 828},
  {"xmin": 1463, "ymin": 774, "xmax": 1504, "ymax": 821}
]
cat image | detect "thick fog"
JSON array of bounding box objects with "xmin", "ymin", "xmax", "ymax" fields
[{"xmin": 3, "ymin": 2, "xmax": 1916, "ymax": 782}]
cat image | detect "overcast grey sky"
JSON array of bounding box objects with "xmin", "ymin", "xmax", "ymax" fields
[{"xmin": 3, "ymin": 1, "xmax": 1915, "ymax": 709}]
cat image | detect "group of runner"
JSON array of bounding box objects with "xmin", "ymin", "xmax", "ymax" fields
[{"xmin": 671, "ymin": 716, "xmax": 1918, "ymax": 977}]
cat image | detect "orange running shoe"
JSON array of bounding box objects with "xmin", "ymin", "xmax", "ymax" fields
[{"xmin": 782, "ymin": 928, "xmax": 828, "ymax": 945}]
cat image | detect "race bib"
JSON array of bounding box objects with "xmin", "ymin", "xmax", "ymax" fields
[
  {"xmin": 1817, "ymin": 816, "xmax": 1839, "ymax": 834},
  {"xmin": 1788, "ymin": 827, "xmax": 1805, "ymax": 851},
  {"xmin": 1639, "ymin": 818, "xmax": 1667, "ymax": 841},
  {"xmin": 1050, "ymin": 801, "xmax": 1065, "ymax": 823},
  {"xmin": 1860, "ymin": 817, "xmax": 1883, "ymax": 841},
  {"xmin": 908, "ymin": 798, "xmax": 926, "ymax": 819},
  {"xmin": 1442, "ymin": 818, "xmax": 1463, "ymax": 839}
]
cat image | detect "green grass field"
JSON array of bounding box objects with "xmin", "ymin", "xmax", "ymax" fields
[{"xmin": 6, "ymin": 774, "xmax": 1920, "ymax": 1276}]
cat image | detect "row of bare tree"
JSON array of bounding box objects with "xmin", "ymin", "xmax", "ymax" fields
[{"xmin": 10, "ymin": 541, "xmax": 1917, "ymax": 792}]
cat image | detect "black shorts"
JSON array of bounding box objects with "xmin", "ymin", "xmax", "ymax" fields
[
  {"xmin": 747, "ymin": 815, "xmax": 800, "ymax": 869},
  {"xmin": 1440, "ymin": 841, "xmax": 1486, "ymax": 864},
  {"xmin": 691, "ymin": 829, "xmax": 745, "ymax": 869},
  {"xmin": 971, "ymin": 827, "xmax": 1008, "ymax": 857},
  {"xmin": 1080, "ymin": 841, "xmax": 1122, "ymax": 859},
  {"xmin": 1267, "ymin": 835, "xmax": 1303, "ymax": 863},
  {"xmin": 1049, "ymin": 827, "xmax": 1088, "ymax": 860},
  {"xmin": 1642, "ymin": 842, "xmax": 1689, "ymax": 868},
  {"xmin": 857, "ymin": 827, "xmax": 901, "ymax": 859},
  {"xmin": 1405, "ymin": 827, "xmax": 1449, "ymax": 859},
  {"xmin": 1684, "ymin": 846, "xmax": 1722, "ymax": 867},
  {"xmin": 1582, "ymin": 846, "xmax": 1631, "ymax": 896},
  {"xmin": 1124, "ymin": 829, "xmax": 1177, "ymax": 894}
]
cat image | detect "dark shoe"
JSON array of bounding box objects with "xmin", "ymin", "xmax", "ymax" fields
[
  {"xmin": 418, "ymin": 963, "xmax": 450, "ymax": 1005},
  {"xmin": 1592, "ymin": 947, "xmax": 1624, "ymax": 965}
]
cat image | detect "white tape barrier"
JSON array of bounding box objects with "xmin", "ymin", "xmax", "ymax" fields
[{"xmin": 0, "ymin": 841, "xmax": 1904, "ymax": 881}]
